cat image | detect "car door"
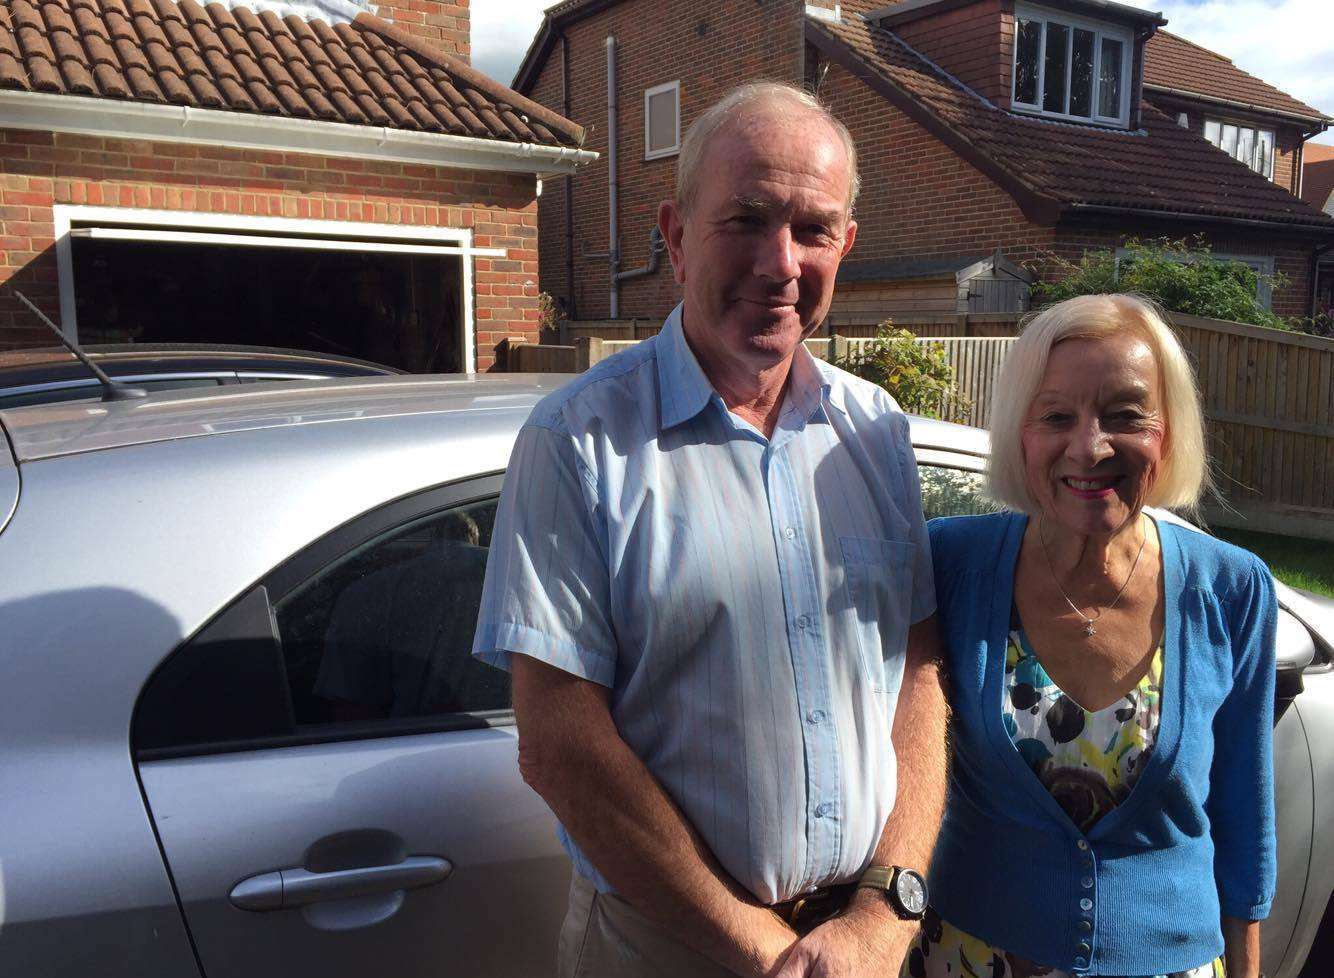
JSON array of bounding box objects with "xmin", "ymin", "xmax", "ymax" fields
[{"xmin": 133, "ymin": 476, "xmax": 570, "ymax": 978}]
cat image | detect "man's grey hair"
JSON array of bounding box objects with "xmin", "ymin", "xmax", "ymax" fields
[{"xmin": 675, "ymin": 81, "xmax": 861, "ymax": 217}]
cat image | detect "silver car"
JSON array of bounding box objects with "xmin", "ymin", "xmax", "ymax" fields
[{"xmin": 0, "ymin": 375, "xmax": 1329, "ymax": 978}]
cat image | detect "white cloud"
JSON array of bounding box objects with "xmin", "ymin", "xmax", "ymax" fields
[
  {"xmin": 471, "ymin": 1, "xmax": 550, "ymax": 88},
  {"xmin": 1116, "ymin": 0, "xmax": 1334, "ymax": 143},
  {"xmin": 470, "ymin": 0, "xmax": 1334, "ymax": 144}
]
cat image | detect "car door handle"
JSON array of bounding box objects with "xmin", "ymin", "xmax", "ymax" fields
[{"xmin": 230, "ymin": 856, "xmax": 452, "ymax": 911}]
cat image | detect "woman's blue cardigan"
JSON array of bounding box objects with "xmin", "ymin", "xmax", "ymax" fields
[{"xmin": 928, "ymin": 511, "xmax": 1277, "ymax": 976}]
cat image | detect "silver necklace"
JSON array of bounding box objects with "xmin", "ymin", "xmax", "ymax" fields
[{"xmin": 1039, "ymin": 517, "xmax": 1147, "ymax": 638}]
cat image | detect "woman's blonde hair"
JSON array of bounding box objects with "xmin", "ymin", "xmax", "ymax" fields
[{"xmin": 986, "ymin": 293, "xmax": 1210, "ymax": 514}]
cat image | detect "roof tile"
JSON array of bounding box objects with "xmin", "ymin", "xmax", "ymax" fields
[{"xmin": 1145, "ymin": 32, "xmax": 1327, "ymax": 122}]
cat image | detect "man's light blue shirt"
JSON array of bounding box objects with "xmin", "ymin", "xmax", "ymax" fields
[{"xmin": 472, "ymin": 305, "xmax": 934, "ymax": 905}]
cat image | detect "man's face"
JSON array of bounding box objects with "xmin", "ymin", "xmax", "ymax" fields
[{"xmin": 659, "ymin": 112, "xmax": 857, "ymax": 377}]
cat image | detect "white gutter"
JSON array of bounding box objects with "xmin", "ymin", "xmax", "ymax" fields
[{"xmin": 0, "ymin": 90, "xmax": 599, "ymax": 177}]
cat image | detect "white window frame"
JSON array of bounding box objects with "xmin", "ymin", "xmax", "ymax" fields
[
  {"xmin": 1115, "ymin": 246, "xmax": 1276, "ymax": 309},
  {"xmin": 1202, "ymin": 118, "xmax": 1276, "ymax": 180},
  {"xmin": 644, "ymin": 81, "xmax": 681, "ymax": 161},
  {"xmin": 1012, "ymin": 3, "xmax": 1134, "ymax": 128},
  {"xmin": 52, "ymin": 206, "xmax": 503, "ymax": 371}
]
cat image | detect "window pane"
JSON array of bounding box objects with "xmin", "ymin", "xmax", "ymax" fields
[
  {"xmin": 276, "ymin": 498, "xmax": 509, "ymax": 725},
  {"xmin": 1221, "ymin": 124, "xmax": 1239, "ymax": 157},
  {"xmin": 1070, "ymin": 29, "xmax": 1094, "ymax": 117},
  {"xmin": 1098, "ymin": 37, "xmax": 1123, "ymax": 117},
  {"xmin": 1204, "ymin": 119, "xmax": 1222, "ymax": 145},
  {"xmin": 1043, "ymin": 22, "xmax": 1069, "ymax": 113},
  {"xmin": 1014, "ymin": 19, "xmax": 1041, "ymax": 104},
  {"xmin": 919, "ymin": 467, "xmax": 1001, "ymax": 520},
  {"xmin": 1236, "ymin": 126, "xmax": 1255, "ymax": 167},
  {"xmin": 1258, "ymin": 130, "xmax": 1275, "ymax": 178},
  {"xmin": 647, "ymin": 88, "xmax": 677, "ymax": 154}
]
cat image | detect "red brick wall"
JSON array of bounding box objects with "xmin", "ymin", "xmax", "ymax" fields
[
  {"xmin": 893, "ymin": 0, "xmax": 1010, "ymax": 107},
  {"xmin": 528, "ymin": 0, "xmax": 807, "ymax": 321},
  {"xmin": 375, "ymin": 0, "xmax": 469, "ymax": 62},
  {"xmin": 0, "ymin": 128, "xmax": 538, "ymax": 370},
  {"xmin": 823, "ymin": 61, "xmax": 1056, "ymax": 266}
]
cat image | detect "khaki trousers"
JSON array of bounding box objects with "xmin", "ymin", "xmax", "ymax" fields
[{"xmin": 557, "ymin": 874, "xmax": 739, "ymax": 978}]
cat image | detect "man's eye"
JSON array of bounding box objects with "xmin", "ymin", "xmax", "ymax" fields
[{"xmin": 728, "ymin": 215, "xmax": 762, "ymax": 228}]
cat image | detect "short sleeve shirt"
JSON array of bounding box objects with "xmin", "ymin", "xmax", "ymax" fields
[{"xmin": 472, "ymin": 304, "xmax": 935, "ymax": 904}]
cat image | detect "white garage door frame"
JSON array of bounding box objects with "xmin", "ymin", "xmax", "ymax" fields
[{"xmin": 53, "ymin": 205, "xmax": 505, "ymax": 373}]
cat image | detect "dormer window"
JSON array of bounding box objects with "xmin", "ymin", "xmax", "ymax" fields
[{"xmin": 1012, "ymin": 4, "xmax": 1133, "ymax": 127}]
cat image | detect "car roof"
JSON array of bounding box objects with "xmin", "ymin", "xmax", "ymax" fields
[
  {"xmin": 0, "ymin": 344, "xmax": 402, "ymax": 386},
  {"xmin": 0, "ymin": 373, "xmax": 992, "ymax": 464}
]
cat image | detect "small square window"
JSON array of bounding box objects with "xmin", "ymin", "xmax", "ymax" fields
[{"xmin": 645, "ymin": 82, "xmax": 680, "ymax": 160}]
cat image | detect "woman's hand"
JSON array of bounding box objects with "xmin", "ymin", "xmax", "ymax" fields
[{"xmin": 1222, "ymin": 915, "xmax": 1261, "ymax": 978}]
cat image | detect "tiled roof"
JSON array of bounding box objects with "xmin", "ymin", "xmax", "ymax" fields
[
  {"xmin": 1303, "ymin": 143, "xmax": 1334, "ymax": 213},
  {"xmin": 808, "ymin": 15, "xmax": 1334, "ymax": 231},
  {"xmin": 0, "ymin": 0, "xmax": 585, "ymax": 146},
  {"xmin": 1144, "ymin": 31, "xmax": 1328, "ymax": 123}
]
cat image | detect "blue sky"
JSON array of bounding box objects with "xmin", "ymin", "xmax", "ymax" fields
[{"xmin": 473, "ymin": 0, "xmax": 1333, "ymax": 144}]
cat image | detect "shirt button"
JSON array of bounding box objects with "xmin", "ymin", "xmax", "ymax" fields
[
  {"xmin": 1076, "ymin": 839, "xmax": 1089, "ymax": 851},
  {"xmin": 1080, "ymin": 898, "xmax": 1093, "ymax": 911},
  {"xmin": 784, "ymin": 526, "xmax": 797, "ymax": 539},
  {"xmin": 796, "ymin": 614, "xmax": 811, "ymax": 630},
  {"xmin": 1078, "ymin": 920, "xmax": 1092, "ymax": 933},
  {"xmin": 814, "ymin": 803, "xmax": 830, "ymax": 818},
  {"xmin": 807, "ymin": 709, "xmax": 826, "ymax": 724},
  {"xmin": 1081, "ymin": 876, "xmax": 1094, "ymax": 889}
]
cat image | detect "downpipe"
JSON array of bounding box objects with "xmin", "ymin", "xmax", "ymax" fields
[{"xmin": 606, "ymin": 35, "xmax": 620, "ymax": 318}]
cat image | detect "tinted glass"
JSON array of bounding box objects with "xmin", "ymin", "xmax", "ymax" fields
[
  {"xmin": 920, "ymin": 466, "xmax": 1001, "ymax": 520},
  {"xmin": 647, "ymin": 88, "xmax": 678, "ymax": 154},
  {"xmin": 1043, "ymin": 23, "xmax": 1069, "ymax": 113},
  {"xmin": 1070, "ymin": 29, "xmax": 1094, "ymax": 117},
  {"xmin": 1098, "ymin": 38, "xmax": 1123, "ymax": 117},
  {"xmin": 275, "ymin": 498, "xmax": 508, "ymax": 725},
  {"xmin": 1014, "ymin": 19, "xmax": 1042, "ymax": 105}
]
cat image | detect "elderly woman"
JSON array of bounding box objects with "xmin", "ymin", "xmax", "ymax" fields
[{"xmin": 906, "ymin": 294, "xmax": 1276, "ymax": 978}]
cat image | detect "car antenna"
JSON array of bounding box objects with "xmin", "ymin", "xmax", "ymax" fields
[{"xmin": 12, "ymin": 289, "xmax": 147, "ymax": 402}]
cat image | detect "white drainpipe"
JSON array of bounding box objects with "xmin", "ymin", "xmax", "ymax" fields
[{"xmin": 606, "ymin": 35, "xmax": 621, "ymax": 319}]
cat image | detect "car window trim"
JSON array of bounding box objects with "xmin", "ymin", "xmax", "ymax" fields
[{"xmin": 0, "ymin": 372, "xmax": 239, "ymax": 399}]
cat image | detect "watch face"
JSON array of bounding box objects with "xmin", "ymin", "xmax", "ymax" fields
[{"xmin": 895, "ymin": 870, "xmax": 928, "ymax": 916}]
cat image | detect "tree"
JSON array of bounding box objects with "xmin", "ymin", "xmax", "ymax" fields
[
  {"xmin": 1031, "ymin": 237, "xmax": 1293, "ymax": 331},
  {"xmin": 831, "ymin": 325, "xmax": 970, "ymax": 420}
]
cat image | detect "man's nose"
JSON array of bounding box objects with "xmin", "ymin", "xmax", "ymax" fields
[
  {"xmin": 753, "ymin": 225, "xmax": 800, "ymax": 281},
  {"xmin": 1066, "ymin": 417, "xmax": 1113, "ymax": 466}
]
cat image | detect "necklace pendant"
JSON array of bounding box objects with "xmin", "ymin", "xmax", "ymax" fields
[{"xmin": 1083, "ymin": 621, "xmax": 1097, "ymax": 637}]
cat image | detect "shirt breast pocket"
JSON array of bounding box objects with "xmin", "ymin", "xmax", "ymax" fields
[{"xmin": 840, "ymin": 536, "xmax": 916, "ymax": 694}]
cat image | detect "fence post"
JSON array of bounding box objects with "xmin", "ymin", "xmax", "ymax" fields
[
  {"xmin": 498, "ymin": 335, "xmax": 527, "ymax": 372},
  {"xmin": 831, "ymin": 334, "xmax": 849, "ymax": 363},
  {"xmin": 958, "ymin": 313, "xmax": 971, "ymax": 337},
  {"xmin": 574, "ymin": 336, "xmax": 605, "ymax": 371}
]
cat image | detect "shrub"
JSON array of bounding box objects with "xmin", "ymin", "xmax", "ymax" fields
[
  {"xmin": 832, "ymin": 324, "xmax": 970, "ymax": 419},
  {"xmin": 1030, "ymin": 237, "xmax": 1293, "ymax": 331}
]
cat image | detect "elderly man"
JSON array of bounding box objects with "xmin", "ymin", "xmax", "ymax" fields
[{"xmin": 472, "ymin": 82, "xmax": 947, "ymax": 978}]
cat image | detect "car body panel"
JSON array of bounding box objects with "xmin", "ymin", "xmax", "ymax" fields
[{"xmin": 0, "ymin": 419, "xmax": 16, "ymax": 533}]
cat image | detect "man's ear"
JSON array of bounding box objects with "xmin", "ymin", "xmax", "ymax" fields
[
  {"xmin": 659, "ymin": 199, "xmax": 688, "ymax": 286},
  {"xmin": 840, "ymin": 219, "xmax": 858, "ymax": 260}
]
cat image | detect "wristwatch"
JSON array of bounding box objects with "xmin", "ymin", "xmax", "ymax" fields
[{"xmin": 856, "ymin": 865, "xmax": 928, "ymax": 920}]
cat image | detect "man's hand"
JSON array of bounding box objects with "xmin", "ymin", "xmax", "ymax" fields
[{"xmin": 771, "ymin": 893, "xmax": 916, "ymax": 978}]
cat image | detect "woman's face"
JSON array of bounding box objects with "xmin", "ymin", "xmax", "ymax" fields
[{"xmin": 1021, "ymin": 332, "xmax": 1167, "ymax": 537}]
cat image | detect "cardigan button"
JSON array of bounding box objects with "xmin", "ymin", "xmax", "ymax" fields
[
  {"xmin": 1080, "ymin": 876, "xmax": 1093, "ymax": 888},
  {"xmin": 1078, "ymin": 920, "xmax": 1092, "ymax": 932},
  {"xmin": 1076, "ymin": 839, "xmax": 1089, "ymax": 850},
  {"xmin": 1074, "ymin": 957, "xmax": 1088, "ymax": 970},
  {"xmin": 1080, "ymin": 898, "xmax": 1093, "ymax": 911},
  {"xmin": 1077, "ymin": 942, "xmax": 1091, "ymax": 955}
]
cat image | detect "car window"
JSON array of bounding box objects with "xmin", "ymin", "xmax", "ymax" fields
[
  {"xmin": 134, "ymin": 492, "xmax": 508, "ymax": 758},
  {"xmin": 275, "ymin": 498, "xmax": 508, "ymax": 726},
  {"xmin": 0, "ymin": 376, "xmax": 225, "ymax": 409},
  {"xmin": 919, "ymin": 465, "xmax": 1001, "ymax": 520}
]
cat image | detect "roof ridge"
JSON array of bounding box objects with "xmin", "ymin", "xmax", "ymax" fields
[{"xmin": 351, "ymin": 12, "xmax": 585, "ymax": 146}]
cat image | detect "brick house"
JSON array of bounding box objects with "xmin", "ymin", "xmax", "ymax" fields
[
  {"xmin": 1303, "ymin": 143, "xmax": 1334, "ymax": 315},
  {"xmin": 514, "ymin": 0, "xmax": 1334, "ymax": 328},
  {"xmin": 0, "ymin": 0, "xmax": 594, "ymax": 370}
]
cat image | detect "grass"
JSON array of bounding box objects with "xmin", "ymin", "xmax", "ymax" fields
[{"xmin": 1211, "ymin": 526, "xmax": 1334, "ymax": 599}]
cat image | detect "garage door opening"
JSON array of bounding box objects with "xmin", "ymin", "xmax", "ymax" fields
[{"xmin": 67, "ymin": 226, "xmax": 469, "ymax": 373}]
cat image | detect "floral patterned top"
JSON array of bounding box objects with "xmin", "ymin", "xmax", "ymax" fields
[{"xmin": 900, "ymin": 625, "xmax": 1224, "ymax": 978}]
